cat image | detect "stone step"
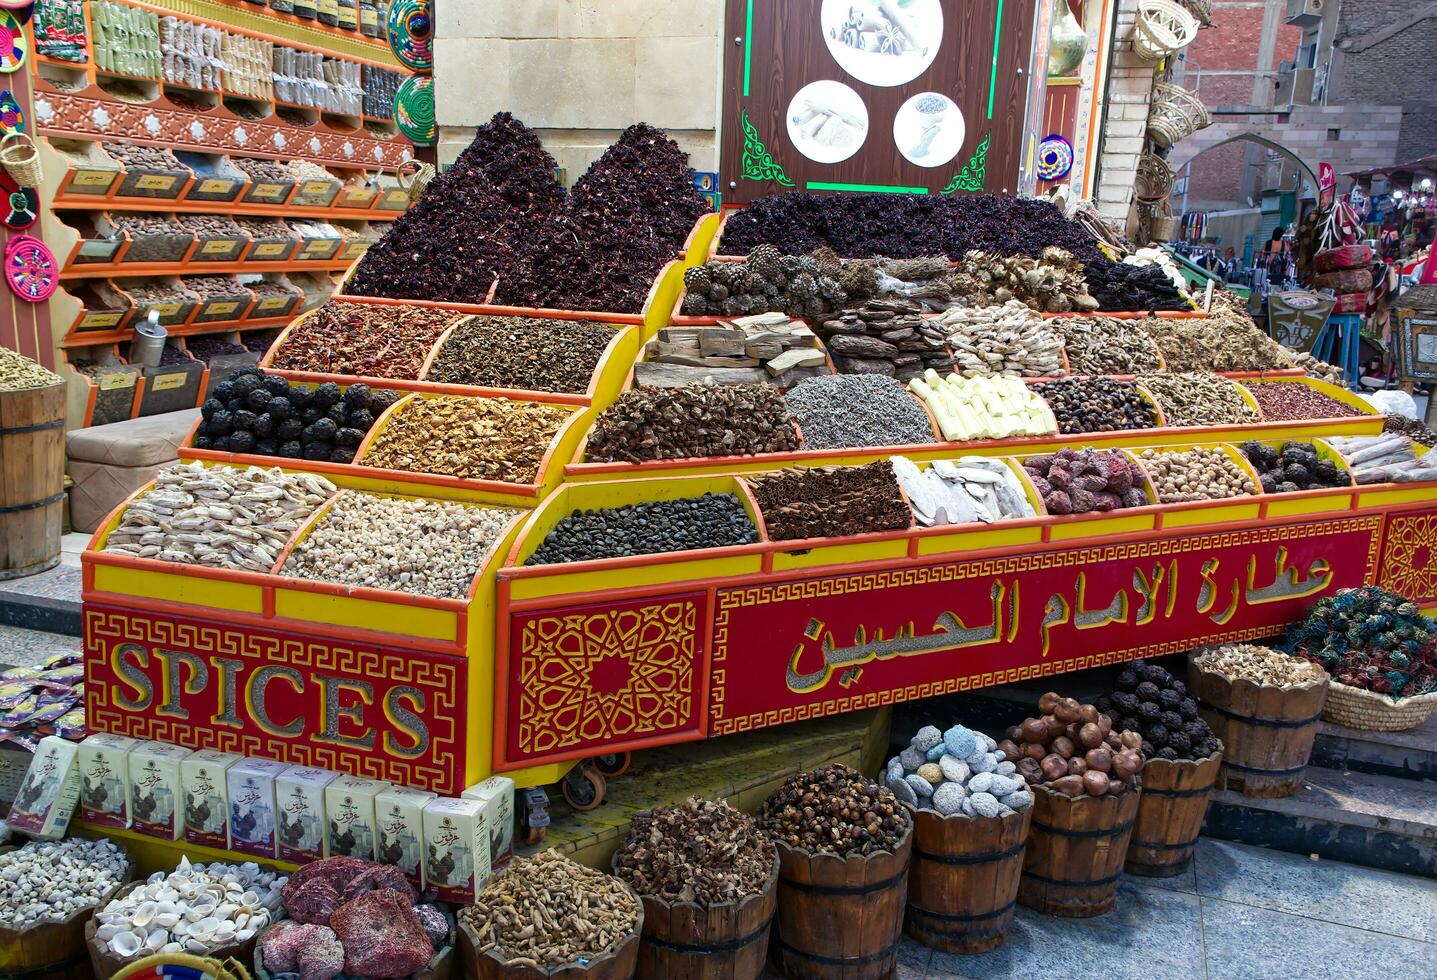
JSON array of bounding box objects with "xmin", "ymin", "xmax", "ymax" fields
[
  {"xmin": 1203, "ymin": 767, "xmax": 1437, "ymax": 878},
  {"xmin": 1310, "ymin": 716, "xmax": 1437, "ymax": 782}
]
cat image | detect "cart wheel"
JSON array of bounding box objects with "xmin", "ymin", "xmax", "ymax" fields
[
  {"xmin": 525, "ymin": 825, "xmax": 547, "ymax": 845},
  {"xmin": 592, "ymin": 752, "xmax": 631, "ymax": 778},
  {"xmin": 560, "ymin": 767, "xmax": 606, "ymax": 812}
]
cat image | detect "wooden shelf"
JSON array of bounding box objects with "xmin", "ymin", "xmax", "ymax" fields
[
  {"xmin": 63, "ymin": 314, "xmax": 294, "ymax": 348},
  {"xmin": 54, "ymin": 196, "xmax": 401, "ymax": 222},
  {"xmin": 62, "ymin": 258, "xmax": 353, "ymax": 280}
]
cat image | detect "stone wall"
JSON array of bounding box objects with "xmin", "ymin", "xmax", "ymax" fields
[
  {"xmin": 1328, "ymin": 0, "xmax": 1437, "ymax": 161},
  {"xmin": 433, "ymin": 0, "xmax": 724, "ymax": 175}
]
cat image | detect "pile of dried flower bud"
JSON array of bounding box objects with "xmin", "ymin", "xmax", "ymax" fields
[
  {"xmin": 1137, "ymin": 373, "xmax": 1260, "ymax": 427},
  {"xmin": 1243, "ymin": 381, "xmax": 1365, "ymax": 421},
  {"xmin": 613, "ymin": 796, "xmax": 776, "ymax": 905},
  {"xmin": 1097, "ymin": 659, "xmax": 1220, "ymax": 761},
  {"xmin": 1007, "ymin": 693, "xmax": 1145, "ymax": 798},
  {"xmin": 891, "ymin": 456, "xmax": 1036, "ymax": 526},
  {"xmin": 525, "ymin": 493, "xmax": 757, "ymax": 565},
  {"xmin": 746, "ymin": 462, "xmax": 911, "ymax": 541},
  {"xmin": 1051, "ymin": 316, "xmax": 1163, "ymax": 375},
  {"xmin": 424, "ymin": 315, "xmax": 615, "ymax": 394},
  {"xmin": 1023, "ymin": 448, "xmax": 1149, "ymax": 515},
  {"xmin": 1136, "ymin": 447, "xmax": 1257, "ymax": 503},
  {"xmin": 262, "ymin": 856, "xmax": 447, "ymax": 979},
  {"xmin": 1193, "ymin": 643, "xmax": 1328, "ymax": 688},
  {"xmin": 757, "ymin": 764, "xmax": 910, "ymax": 856},
  {"xmin": 586, "ymin": 383, "xmax": 798, "ymax": 462},
  {"xmin": 1033, "ymin": 377, "xmax": 1158, "ymax": 434},
  {"xmin": 934, "ymin": 301, "xmax": 1064, "ymax": 377},
  {"xmin": 681, "ymin": 246, "xmax": 844, "ymax": 319},
  {"xmin": 884, "ymin": 724, "xmax": 1034, "ymax": 817},
  {"xmin": 460, "ymin": 850, "xmax": 640, "ymax": 968},
  {"xmin": 269, "ymin": 302, "xmax": 466, "ymax": 380},
  {"xmin": 359, "ymin": 395, "xmax": 570, "ymax": 484},
  {"xmin": 947, "ymin": 248, "xmax": 1097, "ymax": 312},
  {"xmin": 1239, "ymin": 441, "xmax": 1349, "ymax": 493}
]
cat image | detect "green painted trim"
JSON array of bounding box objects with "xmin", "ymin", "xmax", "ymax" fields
[
  {"xmin": 806, "ymin": 182, "xmax": 931, "ymax": 194},
  {"xmin": 744, "ymin": 0, "xmax": 755, "ymax": 97},
  {"xmin": 988, "ymin": 0, "xmax": 1005, "ymax": 120}
]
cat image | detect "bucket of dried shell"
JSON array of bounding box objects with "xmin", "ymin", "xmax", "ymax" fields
[
  {"xmin": 0, "ymin": 839, "xmax": 134, "ymax": 980},
  {"xmin": 458, "ymin": 849, "xmax": 642, "ymax": 979},
  {"xmin": 611, "ymin": 797, "xmax": 779, "ymax": 980},
  {"xmin": 757, "ymin": 764, "xmax": 913, "ymax": 980},
  {"xmin": 1189, "ymin": 644, "xmax": 1329, "ymax": 797}
]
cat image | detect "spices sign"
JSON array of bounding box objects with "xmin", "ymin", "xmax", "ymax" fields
[
  {"xmin": 85, "ymin": 604, "xmax": 468, "ymax": 794},
  {"xmin": 720, "ymin": 0, "xmax": 1041, "ymax": 201}
]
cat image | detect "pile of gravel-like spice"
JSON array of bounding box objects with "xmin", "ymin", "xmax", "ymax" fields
[
  {"xmin": 786, "ymin": 374, "xmax": 935, "ymax": 450},
  {"xmin": 424, "ymin": 315, "xmax": 615, "ymax": 393},
  {"xmin": 719, "ymin": 193, "xmax": 1101, "ymax": 262},
  {"xmin": 586, "ymin": 383, "xmax": 799, "ymax": 462},
  {"xmin": 748, "ymin": 463, "xmax": 912, "ymax": 541},
  {"xmin": 612, "ymin": 797, "xmax": 776, "ymax": 906}
]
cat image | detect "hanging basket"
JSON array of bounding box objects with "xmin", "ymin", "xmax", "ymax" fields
[
  {"xmin": 1180, "ymin": 0, "xmax": 1214, "ymax": 26},
  {"xmin": 0, "ymin": 131, "xmax": 41, "ymax": 188},
  {"xmin": 396, "ymin": 159, "xmax": 436, "ymax": 203},
  {"xmin": 1135, "ymin": 0, "xmax": 1199, "ymax": 63},
  {"xmin": 1147, "ymin": 81, "xmax": 1211, "ymax": 149},
  {"xmin": 1135, "ymin": 153, "xmax": 1174, "ymax": 205}
]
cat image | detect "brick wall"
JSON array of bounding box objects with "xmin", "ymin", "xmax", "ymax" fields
[{"xmin": 1328, "ymin": 0, "xmax": 1437, "ymax": 160}]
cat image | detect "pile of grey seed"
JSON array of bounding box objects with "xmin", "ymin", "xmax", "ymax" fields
[
  {"xmin": 786, "ymin": 374, "xmax": 936, "ymax": 450},
  {"xmin": 525, "ymin": 493, "xmax": 757, "ymax": 565}
]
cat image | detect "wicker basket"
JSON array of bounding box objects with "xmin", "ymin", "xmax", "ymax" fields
[
  {"xmin": 1181, "ymin": 0, "xmax": 1213, "ymax": 26},
  {"xmin": 1, "ymin": 132, "xmax": 43, "ymax": 188},
  {"xmin": 1322, "ymin": 678, "xmax": 1437, "ymax": 732},
  {"xmin": 1135, "ymin": 0, "xmax": 1199, "ymax": 63},
  {"xmin": 1148, "ymin": 81, "xmax": 1212, "ymax": 149},
  {"xmin": 397, "ymin": 160, "xmax": 436, "ymax": 203},
  {"xmin": 1136, "ymin": 153, "xmax": 1175, "ymax": 205}
]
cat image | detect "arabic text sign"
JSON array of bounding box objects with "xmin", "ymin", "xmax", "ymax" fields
[
  {"xmin": 84, "ymin": 604, "xmax": 469, "ymax": 794},
  {"xmin": 709, "ymin": 519, "xmax": 1381, "ymax": 735}
]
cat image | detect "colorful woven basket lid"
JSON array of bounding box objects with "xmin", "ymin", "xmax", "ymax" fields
[
  {"xmin": 0, "ymin": 9, "xmax": 27, "ymax": 73},
  {"xmin": 1037, "ymin": 133, "xmax": 1074, "ymax": 181},
  {"xmin": 395, "ymin": 75, "xmax": 435, "ymax": 146},
  {"xmin": 387, "ymin": 0, "xmax": 434, "ymax": 73},
  {"xmin": 6, "ymin": 234, "xmax": 58, "ymax": 302}
]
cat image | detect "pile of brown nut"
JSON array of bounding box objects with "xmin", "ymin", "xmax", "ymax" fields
[
  {"xmin": 613, "ymin": 797, "xmax": 776, "ymax": 906},
  {"xmin": 460, "ymin": 850, "xmax": 639, "ymax": 969},
  {"xmin": 1136, "ymin": 447, "xmax": 1258, "ymax": 503},
  {"xmin": 359, "ymin": 395, "xmax": 570, "ymax": 484},
  {"xmin": 1006, "ymin": 693, "xmax": 1144, "ymax": 798},
  {"xmin": 757, "ymin": 764, "xmax": 910, "ymax": 856}
]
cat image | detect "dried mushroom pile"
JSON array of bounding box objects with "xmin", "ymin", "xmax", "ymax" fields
[
  {"xmin": 461, "ymin": 850, "xmax": 640, "ymax": 968},
  {"xmin": 1051, "ymin": 316, "xmax": 1163, "ymax": 375},
  {"xmin": 746, "ymin": 463, "xmax": 911, "ymax": 541},
  {"xmin": 1193, "ymin": 642, "xmax": 1328, "ymax": 687},
  {"xmin": 1138, "ymin": 373, "xmax": 1260, "ymax": 427},
  {"xmin": 757, "ymin": 764, "xmax": 910, "ymax": 856},
  {"xmin": 424, "ymin": 315, "xmax": 615, "ymax": 393},
  {"xmin": 586, "ymin": 383, "xmax": 798, "ymax": 462},
  {"xmin": 613, "ymin": 797, "xmax": 776, "ymax": 906},
  {"xmin": 359, "ymin": 395, "xmax": 570, "ymax": 483},
  {"xmin": 270, "ymin": 302, "xmax": 465, "ymax": 380}
]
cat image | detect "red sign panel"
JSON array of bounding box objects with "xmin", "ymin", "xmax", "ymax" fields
[
  {"xmin": 85, "ymin": 605, "xmax": 468, "ymax": 795},
  {"xmin": 710, "ymin": 519, "xmax": 1381, "ymax": 735}
]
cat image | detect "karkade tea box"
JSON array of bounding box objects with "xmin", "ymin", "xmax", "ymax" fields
[
  {"xmin": 228, "ymin": 757, "xmax": 289, "ymax": 858},
  {"xmin": 8, "ymin": 735, "xmax": 81, "ymax": 839},
  {"xmin": 128, "ymin": 741, "xmax": 193, "ymax": 840},
  {"xmin": 78, "ymin": 732, "xmax": 139, "ymax": 829},
  {"xmin": 181, "ymin": 749, "xmax": 244, "ymax": 849},
  {"xmin": 325, "ymin": 774, "xmax": 390, "ymax": 860},
  {"xmin": 461, "ymin": 775, "xmax": 515, "ymax": 871},
  {"xmin": 421, "ymin": 797, "xmax": 491, "ymax": 904},
  {"xmin": 277, "ymin": 765, "xmax": 338, "ymax": 864},
  {"xmin": 376, "ymin": 785, "xmax": 436, "ymax": 890}
]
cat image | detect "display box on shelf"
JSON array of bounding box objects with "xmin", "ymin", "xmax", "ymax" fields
[
  {"xmin": 96, "ymin": 213, "xmax": 196, "ymax": 264},
  {"xmin": 124, "ymin": 277, "xmax": 200, "ymax": 326},
  {"xmin": 60, "ymin": 211, "xmax": 130, "ymax": 266},
  {"xmin": 376, "ymin": 785, "xmax": 437, "ymax": 890},
  {"xmin": 374, "ymin": 174, "xmax": 410, "ymax": 211},
  {"xmin": 295, "ymin": 234, "xmax": 343, "ymax": 262},
  {"xmin": 67, "ymin": 281, "xmax": 137, "ymax": 334},
  {"xmin": 111, "ymin": 156, "xmax": 194, "ymax": 201},
  {"xmin": 241, "ymin": 223, "xmax": 301, "ymax": 263},
  {"xmin": 188, "ymin": 282, "xmax": 256, "ymax": 324},
  {"xmin": 188, "ymin": 227, "xmax": 252, "ymax": 264},
  {"xmin": 48, "ymin": 137, "xmax": 123, "ymax": 198},
  {"xmin": 175, "ymin": 151, "xmax": 248, "ymax": 204},
  {"xmin": 138, "ymin": 356, "xmax": 207, "ymax": 417},
  {"xmin": 333, "ymin": 170, "xmax": 380, "ymax": 209},
  {"xmin": 64, "ymin": 348, "xmax": 143, "ymax": 427},
  {"xmin": 7, "ymin": 736, "xmax": 82, "ymax": 840},
  {"xmin": 325, "ymin": 774, "xmax": 392, "ymax": 861},
  {"xmin": 241, "ymin": 172, "xmax": 297, "ymax": 207},
  {"xmin": 292, "ymin": 175, "xmax": 343, "ymax": 209}
]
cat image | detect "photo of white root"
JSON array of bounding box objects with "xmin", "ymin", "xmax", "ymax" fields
[
  {"xmin": 821, "ymin": 0, "xmax": 944, "ymax": 87},
  {"xmin": 894, "ymin": 91, "xmax": 965, "ymax": 167},
  {"xmin": 786, "ymin": 79, "xmax": 870, "ymax": 163}
]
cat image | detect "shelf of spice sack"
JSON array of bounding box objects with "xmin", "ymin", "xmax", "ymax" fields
[
  {"xmin": 62, "ymin": 314, "xmax": 294, "ymax": 349},
  {"xmin": 53, "ymin": 196, "xmax": 404, "ymax": 222},
  {"xmin": 61, "ymin": 258, "xmax": 355, "ymax": 280},
  {"xmin": 117, "ymin": 0, "xmax": 401, "ymax": 62}
]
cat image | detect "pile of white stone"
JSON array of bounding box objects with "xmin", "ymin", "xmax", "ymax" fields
[{"xmin": 881, "ymin": 724, "xmax": 1034, "ymax": 817}]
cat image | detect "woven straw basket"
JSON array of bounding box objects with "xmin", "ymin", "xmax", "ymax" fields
[
  {"xmin": 0, "ymin": 132, "xmax": 42, "ymax": 189},
  {"xmin": 1147, "ymin": 81, "xmax": 1211, "ymax": 149},
  {"xmin": 1181, "ymin": 0, "xmax": 1213, "ymax": 26},
  {"xmin": 1135, "ymin": 0, "xmax": 1199, "ymax": 63},
  {"xmin": 1136, "ymin": 152, "xmax": 1175, "ymax": 205},
  {"xmin": 1322, "ymin": 678, "xmax": 1437, "ymax": 732}
]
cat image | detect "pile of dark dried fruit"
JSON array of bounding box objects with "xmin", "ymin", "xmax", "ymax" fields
[
  {"xmin": 1081, "ymin": 258, "xmax": 1190, "ymax": 311},
  {"xmin": 185, "ymin": 335, "xmax": 249, "ymax": 360},
  {"xmin": 524, "ymin": 493, "xmax": 757, "ymax": 565},
  {"xmin": 194, "ymin": 369, "xmax": 395, "ymax": 462},
  {"xmin": 586, "ymin": 383, "xmax": 799, "ymax": 462},
  {"xmin": 1240, "ymin": 441, "xmax": 1349, "ymax": 493},
  {"xmin": 746, "ymin": 463, "xmax": 911, "ymax": 541},
  {"xmin": 719, "ymin": 193, "xmax": 1101, "ymax": 262},
  {"xmin": 424, "ymin": 315, "xmax": 615, "ymax": 393},
  {"xmin": 757, "ymin": 764, "xmax": 910, "ymax": 856},
  {"xmin": 613, "ymin": 797, "xmax": 776, "ymax": 906},
  {"xmin": 1007, "ymin": 693, "xmax": 1145, "ymax": 797},
  {"xmin": 680, "ymin": 246, "xmax": 845, "ymax": 318},
  {"xmin": 1097, "ymin": 660, "xmax": 1220, "ymax": 762},
  {"xmin": 1023, "ymin": 448, "xmax": 1149, "ymax": 515},
  {"xmin": 269, "ymin": 301, "xmax": 465, "ymax": 379},
  {"xmin": 1033, "ymin": 378, "xmax": 1158, "ymax": 434}
]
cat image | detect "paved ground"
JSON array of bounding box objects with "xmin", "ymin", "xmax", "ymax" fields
[{"xmin": 902, "ymin": 837, "xmax": 1437, "ymax": 980}]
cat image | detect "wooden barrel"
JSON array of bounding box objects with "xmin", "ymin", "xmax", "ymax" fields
[
  {"xmin": 1018, "ymin": 783, "xmax": 1140, "ymax": 918},
  {"xmin": 0, "ymin": 381, "xmax": 65, "ymax": 580},
  {"xmin": 1190, "ymin": 660, "xmax": 1328, "ymax": 798},
  {"xmin": 771, "ymin": 824, "xmax": 913, "ymax": 979},
  {"xmin": 903, "ymin": 804, "xmax": 1032, "ymax": 953},
  {"xmin": 1125, "ymin": 749, "xmax": 1223, "ymax": 877},
  {"xmin": 458, "ymin": 898, "xmax": 643, "ymax": 979},
  {"xmin": 0, "ymin": 848, "xmax": 133, "ymax": 980}
]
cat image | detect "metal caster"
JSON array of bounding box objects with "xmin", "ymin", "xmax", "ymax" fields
[
  {"xmin": 521, "ymin": 786, "xmax": 551, "ymax": 844},
  {"xmin": 592, "ymin": 751, "xmax": 631, "ymax": 777},
  {"xmin": 560, "ymin": 764, "xmax": 607, "ymax": 812}
]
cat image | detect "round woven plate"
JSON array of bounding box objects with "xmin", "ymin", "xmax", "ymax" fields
[
  {"xmin": 6, "ymin": 234, "xmax": 58, "ymax": 302},
  {"xmin": 1037, "ymin": 133, "xmax": 1074, "ymax": 181},
  {"xmin": 0, "ymin": 10, "xmax": 27, "ymax": 73},
  {"xmin": 395, "ymin": 75, "xmax": 435, "ymax": 146},
  {"xmin": 387, "ymin": 0, "xmax": 434, "ymax": 73}
]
